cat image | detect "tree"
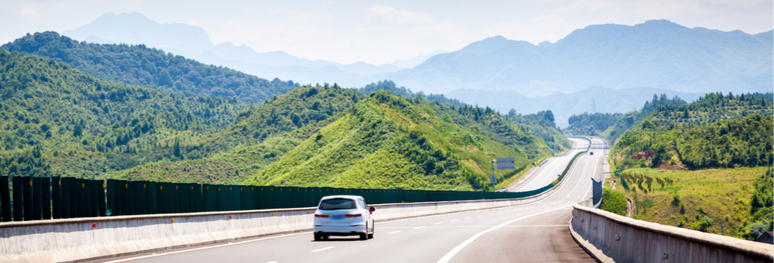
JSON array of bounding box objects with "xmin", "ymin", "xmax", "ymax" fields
[{"xmin": 73, "ymin": 124, "xmax": 83, "ymax": 137}]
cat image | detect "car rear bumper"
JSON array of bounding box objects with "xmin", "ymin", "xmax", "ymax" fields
[{"xmin": 314, "ymin": 225, "xmax": 366, "ymax": 234}]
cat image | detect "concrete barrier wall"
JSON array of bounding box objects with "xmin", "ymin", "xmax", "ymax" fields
[
  {"xmin": 571, "ymin": 200, "xmax": 774, "ymax": 263},
  {"xmin": 0, "ymin": 194, "xmax": 552, "ymax": 263}
]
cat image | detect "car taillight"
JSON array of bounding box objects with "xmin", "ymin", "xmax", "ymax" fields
[
  {"xmin": 345, "ymin": 213, "xmax": 362, "ymax": 218},
  {"xmin": 315, "ymin": 214, "xmax": 329, "ymax": 218}
]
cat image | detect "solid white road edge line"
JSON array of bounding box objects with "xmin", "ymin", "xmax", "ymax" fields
[
  {"xmin": 388, "ymin": 231, "xmax": 402, "ymax": 234},
  {"xmin": 436, "ymin": 205, "xmax": 571, "ymax": 263}
]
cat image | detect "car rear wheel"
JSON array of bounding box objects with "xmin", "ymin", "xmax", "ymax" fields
[
  {"xmin": 359, "ymin": 233, "xmax": 367, "ymax": 240},
  {"xmin": 314, "ymin": 233, "xmax": 322, "ymax": 241},
  {"xmin": 368, "ymin": 222, "xmax": 374, "ymax": 239}
]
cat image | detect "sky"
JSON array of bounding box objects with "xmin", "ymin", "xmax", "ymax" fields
[{"xmin": 1, "ymin": 0, "xmax": 772, "ymax": 65}]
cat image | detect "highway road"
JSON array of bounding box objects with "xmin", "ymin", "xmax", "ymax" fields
[
  {"xmin": 100, "ymin": 138, "xmax": 607, "ymax": 263},
  {"xmin": 507, "ymin": 138, "xmax": 591, "ymax": 192}
]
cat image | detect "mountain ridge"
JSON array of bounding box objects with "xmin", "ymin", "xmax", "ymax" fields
[{"xmin": 386, "ymin": 19, "xmax": 772, "ymax": 96}]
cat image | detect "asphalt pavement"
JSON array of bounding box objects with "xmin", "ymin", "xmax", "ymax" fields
[{"xmin": 99, "ymin": 138, "xmax": 607, "ymax": 263}]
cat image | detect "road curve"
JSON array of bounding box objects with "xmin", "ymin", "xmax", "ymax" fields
[
  {"xmin": 508, "ymin": 138, "xmax": 590, "ymax": 192},
  {"xmin": 98, "ymin": 139, "xmax": 607, "ymax": 263}
]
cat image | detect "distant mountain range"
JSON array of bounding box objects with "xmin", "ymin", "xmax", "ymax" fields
[
  {"xmin": 386, "ymin": 20, "xmax": 772, "ymax": 96},
  {"xmin": 56, "ymin": 14, "xmax": 772, "ymax": 126},
  {"xmin": 63, "ymin": 12, "xmax": 442, "ymax": 86},
  {"xmin": 446, "ymin": 86, "xmax": 705, "ymax": 127}
]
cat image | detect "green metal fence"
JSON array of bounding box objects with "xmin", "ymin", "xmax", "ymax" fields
[{"xmin": 0, "ymin": 176, "xmax": 554, "ymax": 222}]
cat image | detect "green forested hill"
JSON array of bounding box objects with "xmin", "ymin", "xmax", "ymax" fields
[
  {"xmin": 114, "ymin": 87, "xmax": 557, "ymax": 187},
  {"xmin": 1, "ymin": 32, "xmax": 298, "ymax": 103},
  {"xmin": 245, "ymin": 90, "xmax": 536, "ymax": 190},
  {"xmin": 504, "ymin": 110, "xmax": 572, "ymax": 152},
  {"xmin": 614, "ymin": 114, "xmax": 772, "ymax": 170},
  {"xmin": 110, "ymin": 85, "xmax": 366, "ymax": 184},
  {"xmin": 646, "ymin": 92, "xmax": 772, "ymax": 126},
  {"xmin": 604, "ymin": 92, "xmax": 773, "ymax": 238},
  {"xmin": 564, "ymin": 112, "xmax": 623, "ymax": 136},
  {"xmin": 361, "ymin": 80, "xmax": 569, "ymax": 152},
  {"xmin": 611, "ymin": 92, "xmax": 773, "ymax": 170},
  {"xmin": 0, "ymin": 51, "xmax": 246, "ymax": 178},
  {"xmin": 564, "ymin": 94, "xmax": 687, "ymax": 141}
]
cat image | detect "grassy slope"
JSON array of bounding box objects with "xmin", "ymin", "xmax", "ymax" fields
[
  {"xmin": 110, "ymin": 86, "xmax": 363, "ymax": 184},
  {"xmin": 245, "ymin": 90, "xmax": 530, "ymax": 190},
  {"xmin": 602, "ymin": 93, "xmax": 774, "ymax": 239},
  {"xmin": 613, "ymin": 167, "xmax": 766, "ymax": 238},
  {"xmin": 115, "ymin": 89, "xmax": 554, "ymax": 188}
]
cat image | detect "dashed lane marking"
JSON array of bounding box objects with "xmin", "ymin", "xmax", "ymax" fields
[
  {"xmin": 311, "ymin": 246, "xmax": 335, "ymax": 253},
  {"xmin": 388, "ymin": 231, "xmax": 402, "ymax": 234}
]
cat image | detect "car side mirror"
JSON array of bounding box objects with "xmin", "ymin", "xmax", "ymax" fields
[{"xmin": 369, "ymin": 207, "xmax": 376, "ymax": 214}]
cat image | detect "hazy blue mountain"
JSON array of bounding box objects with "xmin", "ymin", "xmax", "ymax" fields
[
  {"xmin": 386, "ymin": 20, "xmax": 772, "ymax": 96},
  {"xmin": 391, "ymin": 49, "xmax": 446, "ymax": 68},
  {"xmin": 65, "ymin": 12, "xmax": 215, "ymax": 58},
  {"xmin": 62, "ymin": 12, "xmax": 425, "ymax": 86},
  {"xmin": 446, "ymin": 86, "xmax": 704, "ymax": 127}
]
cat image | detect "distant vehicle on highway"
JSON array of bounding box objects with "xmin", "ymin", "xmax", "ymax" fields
[
  {"xmin": 590, "ymin": 152, "xmax": 594, "ymax": 155},
  {"xmin": 313, "ymin": 195, "xmax": 375, "ymax": 241}
]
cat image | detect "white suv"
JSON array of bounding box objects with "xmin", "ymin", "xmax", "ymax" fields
[{"xmin": 313, "ymin": 195, "xmax": 375, "ymax": 241}]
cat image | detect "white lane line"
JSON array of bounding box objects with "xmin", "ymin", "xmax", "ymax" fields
[
  {"xmin": 104, "ymin": 232, "xmax": 308, "ymax": 262},
  {"xmin": 437, "ymin": 205, "xmax": 571, "ymax": 263},
  {"xmin": 312, "ymin": 246, "xmax": 335, "ymax": 253},
  {"xmin": 388, "ymin": 231, "xmax": 402, "ymax": 234},
  {"xmin": 450, "ymin": 219, "xmax": 459, "ymax": 222},
  {"xmin": 434, "ymin": 222, "xmax": 444, "ymax": 225},
  {"xmin": 464, "ymin": 217, "xmax": 471, "ymax": 219},
  {"xmin": 414, "ymin": 226, "xmax": 425, "ymax": 229}
]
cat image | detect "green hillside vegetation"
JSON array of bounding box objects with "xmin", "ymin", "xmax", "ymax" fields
[
  {"xmin": 1, "ymin": 32, "xmax": 298, "ymax": 103},
  {"xmin": 116, "ymin": 88, "xmax": 558, "ymax": 187},
  {"xmin": 110, "ymin": 85, "xmax": 365, "ymax": 184},
  {"xmin": 564, "ymin": 94, "xmax": 687, "ymax": 141},
  {"xmin": 647, "ymin": 92, "xmax": 772, "ymax": 126},
  {"xmin": 245, "ymin": 90, "xmax": 541, "ymax": 190},
  {"xmin": 564, "ymin": 112, "xmax": 623, "ymax": 136},
  {"xmin": 740, "ymin": 169, "xmax": 773, "ymax": 240},
  {"xmin": 504, "ymin": 109, "xmax": 572, "ymax": 152},
  {"xmin": 611, "ymin": 92, "xmax": 773, "ymax": 170},
  {"xmin": 361, "ymin": 80, "xmax": 569, "ymax": 152},
  {"xmin": 611, "ymin": 167, "xmax": 769, "ymax": 239},
  {"xmin": 602, "ymin": 92, "xmax": 774, "ymax": 240},
  {"xmin": 614, "ymin": 114, "xmax": 772, "ymax": 170},
  {"xmin": 0, "ymin": 50, "xmax": 245, "ymax": 179}
]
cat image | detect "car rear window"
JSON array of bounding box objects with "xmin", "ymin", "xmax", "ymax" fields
[{"xmin": 319, "ymin": 198, "xmax": 357, "ymax": 210}]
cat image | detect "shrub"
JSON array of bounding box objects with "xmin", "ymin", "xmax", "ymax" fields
[
  {"xmin": 672, "ymin": 192, "xmax": 681, "ymax": 206},
  {"xmin": 601, "ymin": 189, "xmax": 627, "ymax": 216},
  {"xmin": 693, "ymin": 216, "xmax": 713, "ymax": 232}
]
